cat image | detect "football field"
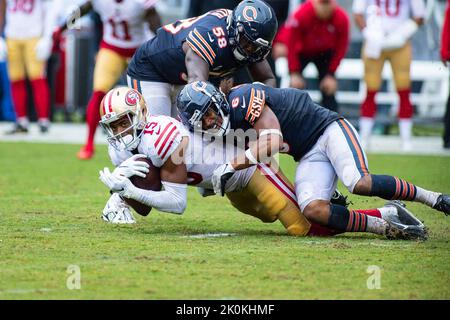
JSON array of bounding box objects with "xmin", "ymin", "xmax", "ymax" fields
[{"xmin": 0, "ymin": 142, "xmax": 449, "ymax": 299}]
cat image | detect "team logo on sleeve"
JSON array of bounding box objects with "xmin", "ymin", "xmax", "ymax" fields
[
  {"xmin": 125, "ymin": 90, "xmax": 140, "ymax": 106},
  {"xmin": 243, "ymin": 6, "xmax": 257, "ymax": 21},
  {"xmin": 231, "ymin": 97, "xmax": 240, "ymax": 108},
  {"xmin": 245, "ymin": 88, "xmax": 265, "ymax": 125}
]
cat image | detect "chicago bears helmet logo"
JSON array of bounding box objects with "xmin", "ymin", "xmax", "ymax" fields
[
  {"xmin": 243, "ymin": 6, "xmax": 257, "ymax": 22},
  {"xmin": 125, "ymin": 90, "xmax": 140, "ymax": 106}
]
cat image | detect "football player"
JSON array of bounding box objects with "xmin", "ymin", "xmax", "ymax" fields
[
  {"xmin": 126, "ymin": 0, "xmax": 278, "ymax": 118},
  {"xmin": 0, "ymin": 0, "xmax": 55, "ymax": 133},
  {"xmin": 176, "ymin": 81, "xmax": 450, "ymax": 239},
  {"xmin": 52, "ymin": 0, "xmax": 161, "ymax": 160},
  {"xmin": 353, "ymin": 0, "xmax": 425, "ymax": 151},
  {"xmin": 96, "ymin": 86, "xmax": 407, "ymax": 238}
]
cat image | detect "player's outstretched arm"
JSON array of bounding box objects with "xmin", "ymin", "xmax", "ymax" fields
[
  {"xmin": 183, "ymin": 42, "xmax": 210, "ymax": 83},
  {"xmin": 212, "ymin": 106, "xmax": 283, "ymax": 196},
  {"xmin": 144, "ymin": 7, "xmax": 162, "ymax": 34},
  {"xmin": 118, "ymin": 137, "xmax": 189, "ymax": 214},
  {"xmin": 247, "ymin": 60, "xmax": 277, "ymax": 88}
]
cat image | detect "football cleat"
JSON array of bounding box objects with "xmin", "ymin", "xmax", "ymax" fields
[
  {"xmin": 384, "ymin": 200, "xmax": 425, "ymax": 226},
  {"xmin": 5, "ymin": 123, "xmax": 28, "ymax": 134},
  {"xmin": 77, "ymin": 146, "xmax": 94, "ymax": 160},
  {"xmin": 432, "ymin": 194, "xmax": 450, "ymax": 216},
  {"xmin": 330, "ymin": 189, "xmax": 352, "ymax": 208},
  {"xmin": 383, "ymin": 201, "xmax": 428, "ymax": 241},
  {"xmin": 385, "ymin": 220, "xmax": 428, "ymax": 241},
  {"xmin": 39, "ymin": 124, "xmax": 49, "ymax": 134}
]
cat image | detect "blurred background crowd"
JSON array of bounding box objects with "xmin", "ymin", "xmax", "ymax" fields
[{"xmin": 0, "ymin": 0, "xmax": 448, "ymax": 150}]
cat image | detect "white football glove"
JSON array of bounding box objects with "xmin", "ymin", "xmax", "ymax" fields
[
  {"xmin": 35, "ymin": 36, "xmax": 53, "ymax": 61},
  {"xmin": 211, "ymin": 163, "xmax": 236, "ymax": 196},
  {"xmin": 0, "ymin": 37, "xmax": 7, "ymax": 62},
  {"xmin": 102, "ymin": 193, "xmax": 136, "ymax": 224},
  {"xmin": 114, "ymin": 154, "xmax": 150, "ymax": 178},
  {"xmin": 99, "ymin": 167, "xmax": 129, "ymax": 192}
]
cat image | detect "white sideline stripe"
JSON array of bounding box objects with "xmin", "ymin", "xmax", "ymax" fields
[{"xmin": 184, "ymin": 233, "xmax": 237, "ymax": 239}]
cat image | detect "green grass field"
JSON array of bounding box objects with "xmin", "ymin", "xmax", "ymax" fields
[{"xmin": 0, "ymin": 142, "xmax": 449, "ymax": 299}]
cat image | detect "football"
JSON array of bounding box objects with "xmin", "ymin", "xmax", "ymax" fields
[{"xmin": 123, "ymin": 157, "xmax": 162, "ymax": 216}]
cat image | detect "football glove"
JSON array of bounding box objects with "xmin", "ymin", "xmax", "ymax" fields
[
  {"xmin": 114, "ymin": 154, "xmax": 150, "ymax": 178},
  {"xmin": 99, "ymin": 167, "xmax": 129, "ymax": 192},
  {"xmin": 102, "ymin": 193, "xmax": 136, "ymax": 224},
  {"xmin": 211, "ymin": 162, "xmax": 236, "ymax": 196}
]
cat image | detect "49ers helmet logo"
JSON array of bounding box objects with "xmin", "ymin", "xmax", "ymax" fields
[
  {"xmin": 243, "ymin": 6, "xmax": 257, "ymax": 21},
  {"xmin": 125, "ymin": 90, "xmax": 140, "ymax": 106}
]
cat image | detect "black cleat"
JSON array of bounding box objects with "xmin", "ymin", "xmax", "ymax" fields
[
  {"xmin": 5, "ymin": 124, "xmax": 28, "ymax": 134},
  {"xmin": 385, "ymin": 220, "xmax": 428, "ymax": 241},
  {"xmin": 331, "ymin": 189, "xmax": 352, "ymax": 208},
  {"xmin": 433, "ymin": 194, "xmax": 450, "ymax": 216}
]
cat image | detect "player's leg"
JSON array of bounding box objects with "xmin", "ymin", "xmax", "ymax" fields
[
  {"xmin": 25, "ymin": 37, "xmax": 51, "ymax": 132},
  {"xmin": 389, "ymin": 43, "xmax": 414, "ymax": 151},
  {"xmin": 329, "ymin": 118, "xmax": 449, "ymax": 215},
  {"xmin": 359, "ymin": 49, "xmax": 385, "ymax": 149},
  {"xmin": 127, "ymin": 76, "xmax": 173, "ymax": 117},
  {"xmin": 5, "ymin": 38, "xmax": 28, "ymax": 133},
  {"xmin": 226, "ymin": 164, "xmax": 313, "ymax": 236},
  {"xmin": 314, "ymin": 51, "xmax": 338, "ymax": 112},
  {"xmin": 295, "ymin": 128, "xmax": 425, "ymax": 239},
  {"xmin": 78, "ymin": 48, "xmax": 128, "ymax": 159}
]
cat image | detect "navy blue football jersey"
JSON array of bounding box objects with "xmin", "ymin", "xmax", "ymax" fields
[
  {"xmin": 127, "ymin": 9, "xmax": 244, "ymax": 84},
  {"xmin": 227, "ymin": 83, "xmax": 342, "ymax": 161}
]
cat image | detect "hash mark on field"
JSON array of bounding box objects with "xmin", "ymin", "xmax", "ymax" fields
[{"xmin": 183, "ymin": 233, "xmax": 237, "ymax": 239}]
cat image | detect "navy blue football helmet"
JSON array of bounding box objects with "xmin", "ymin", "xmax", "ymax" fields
[
  {"xmin": 176, "ymin": 81, "xmax": 231, "ymax": 136},
  {"xmin": 228, "ymin": 0, "xmax": 278, "ymax": 64}
]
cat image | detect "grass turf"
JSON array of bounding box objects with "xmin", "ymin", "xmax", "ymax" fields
[{"xmin": 0, "ymin": 142, "xmax": 449, "ymax": 299}]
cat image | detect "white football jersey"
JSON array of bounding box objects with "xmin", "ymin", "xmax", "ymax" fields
[
  {"xmin": 352, "ymin": 0, "xmax": 425, "ymax": 35},
  {"xmin": 92, "ymin": 0, "xmax": 157, "ymax": 49},
  {"xmin": 5, "ymin": 0, "xmax": 47, "ymax": 39},
  {"xmin": 108, "ymin": 115, "xmax": 255, "ymax": 193}
]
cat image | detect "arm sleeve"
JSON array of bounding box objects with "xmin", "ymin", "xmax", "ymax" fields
[
  {"xmin": 329, "ymin": 11, "xmax": 350, "ymax": 74},
  {"xmin": 442, "ymin": 3, "xmax": 450, "ymax": 61},
  {"xmin": 129, "ymin": 181, "xmax": 187, "ymax": 214}
]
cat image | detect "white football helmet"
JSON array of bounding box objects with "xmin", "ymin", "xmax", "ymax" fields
[{"xmin": 99, "ymin": 87, "xmax": 149, "ymax": 152}]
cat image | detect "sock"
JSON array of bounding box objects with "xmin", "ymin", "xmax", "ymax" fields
[
  {"xmin": 30, "ymin": 78, "xmax": 50, "ymax": 121},
  {"xmin": 85, "ymin": 90, "xmax": 106, "ymax": 152},
  {"xmin": 354, "ymin": 209, "xmax": 382, "ymax": 218},
  {"xmin": 415, "ymin": 187, "xmax": 440, "ymax": 207},
  {"xmin": 371, "ymin": 174, "xmax": 440, "ymax": 207},
  {"xmin": 328, "ymin": 204, "xmax": 388, "ymax": 235},
  {"xmin": 11, "ymin": 80, "xmax": 28, "ymax": 119},
  {"xmin": 398, "ymin": 89, "xmax": 413, "ymax": 119},
  {"xmin": 359, "ymin": 117, "xmax": 375, "ymax": 145},
  {"xmin": 378, "ymin": 206, "xmax": 397, "ymax": 220},
  {"xmin": 399, "ymin": 118, "xmax": 412, "ymax": 145},
  {"xmin": 360, "ymin": 90, "xmax": 377, "ymax": 117}
]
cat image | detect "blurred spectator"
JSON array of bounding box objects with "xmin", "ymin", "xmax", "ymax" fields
[
  {"xmin": 53, "ymin": 0, "xmax": 161, "ymax": 160},
  {"xmin": 286, "ymin": 0, "xmax": 349, "ymax": 112},
  {"xmin": 0, "ymin": 0, "xmax": 54, "ymax": 134},
  {"xmin": 442, "ymin": 0, "xmax": 450, "ymax": 149},
  {"xmin": 353, "ymin": 0, "xmax": 425, "ymax": 151}
]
